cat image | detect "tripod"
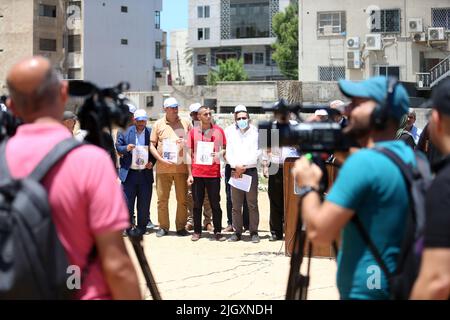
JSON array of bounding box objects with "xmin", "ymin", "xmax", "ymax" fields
[{"xmin": 128, "ymin": 232, "xmax": 162, "ymax": 300}]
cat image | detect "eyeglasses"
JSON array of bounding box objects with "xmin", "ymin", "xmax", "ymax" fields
[{"xmin": 236, "ymin": 117, "xmax": 248, "ymax": 120}]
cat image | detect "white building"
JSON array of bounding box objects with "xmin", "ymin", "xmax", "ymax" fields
[
  {"xmin": 170, "ymin": 30, "xmax": 194, "ymax": 86},
  {"xmin": 66, "ymin": 0, "xmax": 163, "ymax": 91},
  {"xmin": 298, "ymin": 0, "xmax": 450, "ymax": 99},
  {"xmin": 188, "ymin": 0, "xmax": 293, "ymax": 85}
]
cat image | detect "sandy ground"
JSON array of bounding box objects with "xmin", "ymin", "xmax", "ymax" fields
[{"xmin": 124, "ymin": 184, "xmax": 339, "ymax": 300}]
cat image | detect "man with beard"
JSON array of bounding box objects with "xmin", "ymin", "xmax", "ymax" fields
[{"xmin": 292, "ymin": 76, "xmax": 413, "ymax": 299}]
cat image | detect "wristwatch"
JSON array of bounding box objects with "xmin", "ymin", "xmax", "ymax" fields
[{"xmin": 297, "ymin": 186, "xmax": 319, "ymax": 197}]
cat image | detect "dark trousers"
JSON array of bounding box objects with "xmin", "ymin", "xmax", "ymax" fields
[
  {"xmin": 123, "ymin": 170, "xmax": 152, "ymax": 232},
  {"xmin": 225, "ymin": 164, "xmax": 249, "ymax": 228},
  {"xmin": 268, "ymin": 166, "xmax": 284, "ymax": 238},
  {"xmin": 192, "ymin": 177, "xmax": 222, "ymax": 234}
]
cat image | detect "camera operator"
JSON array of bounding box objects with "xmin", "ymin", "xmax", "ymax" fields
[
  {"xmin": 292, "ymin": 76, "xmax": 412, "ymax": 300},
  {"xmin": 411, "ymin": 78, "xmax": 450, "ymax": 300},
  {"xmin": 3, "ymin": 56, "xmax": 141, "ymax": 299}
]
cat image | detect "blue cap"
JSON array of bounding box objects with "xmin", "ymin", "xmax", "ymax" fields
[{"xmin": 338, "ymin": 76, "xmax": 409, "ymax": 120}]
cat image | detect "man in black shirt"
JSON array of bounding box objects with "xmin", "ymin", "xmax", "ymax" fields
[{"xmin": 411, "ymin": 78, "xmax": 450, "ymax": 299}]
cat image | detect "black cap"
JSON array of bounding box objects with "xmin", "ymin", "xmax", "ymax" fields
[{"xmin": 430, "ymin": 77, "xmax": 450, "ymax": 116}]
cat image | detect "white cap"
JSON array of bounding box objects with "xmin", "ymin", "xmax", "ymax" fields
[
  {"xmin": 314, "ymin": 109, "xmax": 328, "ymax": 116},
  {"xmin": 329, "ymin": 100, "xmax": 346, "ymax": 114},
  {"xmin": 134, "ymin": 109, "xmax": 148, "ymax": 121},
  {"xmin": 127, "ymin": 103, "xmax": 137, "ymax": 114},
  {"xmin": 189, "ymin": 103, "xmax": 202, "ymax": 113},
  {"xmin": 163, "ymin": 97, "xmax": 179, "ymax": 108},
  {"xmin": 234, "ymin": 104, "xmax": 247, "ymax": 113}
]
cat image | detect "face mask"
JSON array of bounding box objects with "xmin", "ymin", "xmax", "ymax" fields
[{"xmin": 237, "ymin": 119, "xmax": 248, "ymax": 130}]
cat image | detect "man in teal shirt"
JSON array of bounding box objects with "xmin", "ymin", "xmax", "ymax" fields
[{"xmin": 293, "ymin": 76, "xmax": 414, "ymax": 299}]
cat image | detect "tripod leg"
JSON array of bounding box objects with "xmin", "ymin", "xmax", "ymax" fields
[{"xmin": 131, "ymin": 239, "xmax": 162, "ymax": 300}]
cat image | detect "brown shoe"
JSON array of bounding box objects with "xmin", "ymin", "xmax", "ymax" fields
[
  {"xmin": 185, "ymin": 223, "xmax": 193, "ymax": 231},
  {"xmin": 191, "ymin": 233, "xmax": 201, "ymax": 241},
  {"xmin": 204, "ymin": 223, "xmax": 214, "ymax": 232},
  {"xmin": 214, "ymin": 233, "xmax": 226, "ymax": 242},
  {"xmin": 223, "ymin": 225, "xmax": 234, "ymax": 232}
]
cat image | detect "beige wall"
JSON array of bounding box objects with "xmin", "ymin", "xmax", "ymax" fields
[
  {"xmin": 0, "ymin": 0, "xmax": 66, "ymax": 95},
  {"xmin": 298, "ymin": 0, "xmax": 450, "ymax": 82}
]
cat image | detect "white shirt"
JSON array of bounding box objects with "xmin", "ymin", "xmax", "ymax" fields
[{"xmin": 225, "ymin": 124, "xmax": 260, "ymax": 169}]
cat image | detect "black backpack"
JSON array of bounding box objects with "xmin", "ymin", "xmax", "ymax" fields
[
  {"xmin": 352, "ymin": 147, "xmax": 433, "ymax": 300},
  {"xmin": 0, "ymin": 138, "xmax": 86, "ymax": 299}
]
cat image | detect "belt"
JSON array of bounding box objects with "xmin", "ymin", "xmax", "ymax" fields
[{"xmin": 129, "ymin": 168, "xmax": 148, "ymax": 172}]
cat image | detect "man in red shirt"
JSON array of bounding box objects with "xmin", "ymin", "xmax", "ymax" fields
[{"xmin": 187, "ymin": 106, "xmax": 226, "ymax": 241}]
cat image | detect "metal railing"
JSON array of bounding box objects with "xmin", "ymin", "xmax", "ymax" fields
[{"xmin": 416, "ymin": 54, "xmax": 450, "ymax": 89}]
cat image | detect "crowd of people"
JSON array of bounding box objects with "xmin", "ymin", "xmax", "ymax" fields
[{"xmin": 1, "ymin": 55, "xmax": 449, "ymax": 300}]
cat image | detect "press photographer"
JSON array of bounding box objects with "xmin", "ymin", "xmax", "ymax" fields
[{"xmin": 292, "ymin": 76, "xmax": 416, "ymax": 300}]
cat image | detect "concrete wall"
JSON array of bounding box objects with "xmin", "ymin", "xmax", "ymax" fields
[
  {"xmin": 298, "ymin": 0, "xmax": 450, "ymax": 82},
  {"xmin": 216, "ymin": 81, "xmax": 278, "ymax": 110},
  {"xmin": 83, "ymin": 0, "xmax": 163, "ymax": 91}
]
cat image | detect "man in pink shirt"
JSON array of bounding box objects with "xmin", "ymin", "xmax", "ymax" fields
[{"xmin": 4, "ymin": 56, "xmax": 141, "ymax": 300}]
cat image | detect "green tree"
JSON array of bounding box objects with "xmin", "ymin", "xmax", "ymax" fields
[
  {"xmin": 271, "ymin": 3, "xmax": 299, "ymax": 79},
  {"xmin": 206, "ymin": 58, "xmax": 248, "ymax": 85}
]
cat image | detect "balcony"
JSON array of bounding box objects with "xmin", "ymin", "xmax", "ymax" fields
[{"xmin": 416, "ymin": 54, "xmax": 450, "ymax": 90}]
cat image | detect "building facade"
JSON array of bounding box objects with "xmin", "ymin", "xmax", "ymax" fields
[
  {"xmin": 298, "ymin": 0, "xmax": 450, "ymax": 99},
  {"xmin": 188, "ymin": 0, "xmax": 292, "ymax": 85},
  {"xmin": 0, "ymin": 0, "xmax": 163, "ymax": 94},
  {"xmin": 170, "ymin": 29, "xmax": 194, "ymax": 86}
]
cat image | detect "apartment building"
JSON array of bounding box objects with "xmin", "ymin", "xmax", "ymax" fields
[
  {"xmin": 0, "ymin": 0, "xmax": 163, "ymax": 93},
  {"xmin": 189, "ymin": 0, "xmax": 293, "ymax": 85},
  {"xmin": 298, "ymin": 0, "xmax": 450, "ymax": 100}
]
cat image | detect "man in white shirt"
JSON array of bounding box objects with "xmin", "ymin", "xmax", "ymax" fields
[
  {"xmin": 406, "ymin": 109, "xmax": 422, "ymax": 145},
  {"xmin": 225, "ymin": 105, "xmax": 261, "ymax": 243}
]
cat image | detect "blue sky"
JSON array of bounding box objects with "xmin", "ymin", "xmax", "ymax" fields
[{"xmin": 161, "ymin": 0, "xmax": 188, "ymax": 32}]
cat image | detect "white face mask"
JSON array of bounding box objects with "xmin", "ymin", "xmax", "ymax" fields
[{"xmin": 237, "ymin": 119, "xmax": 248, "ymax": 130}]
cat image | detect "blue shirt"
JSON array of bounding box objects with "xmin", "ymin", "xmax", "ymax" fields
[
  {"xmin": 326, "ymin": 141, "xmax": 416, "ymax": 299},
  {"xmin": 136, "ymin": 129, "xmax": 146, "ymax": 146}
]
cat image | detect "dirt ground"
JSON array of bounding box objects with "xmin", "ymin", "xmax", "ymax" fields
[{"xmin": 124, "ymin": 185, "xmax": 339, "ymax": 300}]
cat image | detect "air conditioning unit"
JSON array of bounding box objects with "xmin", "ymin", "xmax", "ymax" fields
[
  {"xmin": 347, "ymin": 51, "xmax": 361, "ymax": 69},
  {"xmin": 428, "ymin": 27, "xmax": 445, "ymax": 41},
  {"xmin": 347, "ymin": 37, "xmax": 360, "ymax": 49},
  {"xmin": 412, "ymin": 32, "xmax": 426, "ymax": 42},
  {"xmin": 365, "ymin": 34, "xmax": 382, "ymax": 50},
  {"xmin": 408, "ymin": 18, "xmax": 423, "ymax": 33}
]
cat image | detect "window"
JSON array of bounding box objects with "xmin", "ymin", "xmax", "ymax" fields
[
  {"xmin": 317, "ymin": 11, "xmax": 346, "ymax": 35},
  {"xmin": 155, "ymin": 41, "xmax": 161, "ymax": 59},
  {"xmin": 39, "ymin": 38, "xmax": 57, "ymax": 51},
  {"xmin": 68, "ymin": 35, "xmax": 81, "ymax": 52},
  {"xmin": 121, "ymin": 39, "xmax": 128, "ymax": 45},
  {"xmin": 68, "ymin": 68, "xmax": 81, "ymax": 79},
  {"xmin": 432, "ymin": 8, "xmax": 450, "ymax": 30},
  {"xmin": 255, "ymin": 53, "xmax": 264, "ymax": 65},
  {"xmin": 146, "ymin": 96, "xmax": 154, "ymax": 108},
  {"xmin": 39, "ymin": 4, "xmax": 56, "ymax": 18},
  {"xmin": 213, "ymin": 52, "xmax": 237, "ymax": 65},
  {"xmin": 198, "ymin": 6, "xmax": 210, "ymax": 18},
  {"xmin": 121, "ymin": 6, "xmax": 128, "ymax": 13},
  {"xmin": 370, "ymin": 9, "xmax": 401, "ymax": 33},
  {"xmin": 230, "ymin": 1, "xmax": 270, "ymax": 39},
  {"xmin": 244, "ymin": 53, "xmax": 253, "ymax": 64},
  {"xmin": 197, "ymin": 28, "xmax": 210, "ymax": 40},
  {"xmin": 373, "ymin": 65, "xmax": 400, "ymax": 79},
  {"xmin": 155, "ymin": 11, "xmax": 160, "ymax": 29},
  {"xmin": 318, "ymin": 66, "xmax": 345, "ymax": 81},
  {"xmin": 197, "ymin": 54, "xmax": 207, "ymax": 66}
]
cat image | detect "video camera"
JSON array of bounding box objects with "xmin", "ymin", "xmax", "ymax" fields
[
  {"xmin": 258, "ymin": 99, "xmax": 351, "ymax": 153},
  {"xmin": 68, "ymin": 80, "xmax": 132, "ymax": 162},
  {"xmin": 0, "ymin": 95, "xmax": 22, "ymax": 143}
]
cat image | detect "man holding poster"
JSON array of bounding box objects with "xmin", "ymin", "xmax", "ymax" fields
[{"xmin": 187, "ymin": 106, "xmax": 227, "ymax": 242}]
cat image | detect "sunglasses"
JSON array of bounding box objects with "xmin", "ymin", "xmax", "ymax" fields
[{"xmin": 201, "ymin": 112, "xmax": 212, "ymax": 116}]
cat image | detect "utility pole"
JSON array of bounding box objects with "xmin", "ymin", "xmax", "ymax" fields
[{"xmin": 176, "ymin": 50, "xmax": 182, "ymax": 85}]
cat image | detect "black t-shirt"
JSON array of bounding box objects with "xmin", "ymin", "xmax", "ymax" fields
[{"xmin": 424, "ymin": 156, "xmax": 450, "ymax": 248}]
